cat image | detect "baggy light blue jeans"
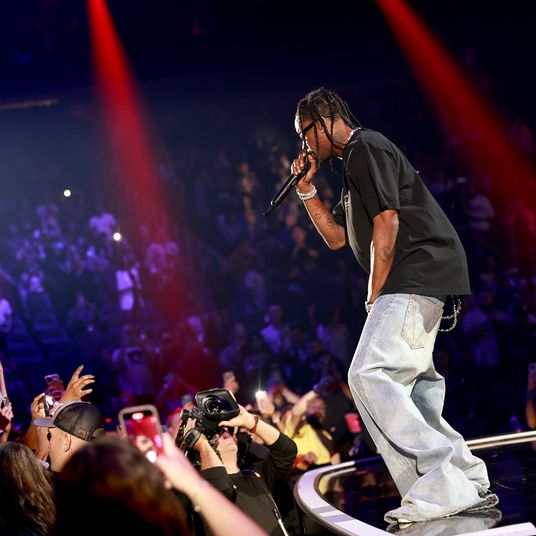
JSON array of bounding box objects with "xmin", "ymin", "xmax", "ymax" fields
[{"xmin": 348, "ymin": 293, "xmax": 490, "ymax": 520}]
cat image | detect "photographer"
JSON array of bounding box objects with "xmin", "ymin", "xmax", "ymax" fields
[{"xmin": 188, "ymin": 404, "xmax": 297, "ymax": 536}]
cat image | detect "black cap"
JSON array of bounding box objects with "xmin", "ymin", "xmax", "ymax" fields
[{"xmin": 35, "ymin": 401, "xmax": 105, "ymax": 442}]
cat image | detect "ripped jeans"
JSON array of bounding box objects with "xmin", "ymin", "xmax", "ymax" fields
[{"xmin": 348, "ymin": 293, "xmax": 490, "ymax": 518}]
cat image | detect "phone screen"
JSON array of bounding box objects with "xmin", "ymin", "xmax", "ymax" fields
[
  {"xmin": 42, "ymin": 395, "xmax": 54, "ymax": 416},
  {"xmin": 119, "ymin": 405, "xmax": 163, "ymax": 462},
  {"xmin": 44, "ymin": 374, "xmax": 65, "ymax": 401},
  {"xmin": 345, "ymin": 412, "xmax": 362, "ymax": 434},
  {"xmin": 255, "ymin": 390, "xmax": 268, "ymax": 404}
]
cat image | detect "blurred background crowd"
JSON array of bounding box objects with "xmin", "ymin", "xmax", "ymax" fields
[
  {"xmin": 1, "ymin": 63, "xmax": 535, "ymax": 442},
  {"xmin": 0, "ymin": 1, "xmax": 535, "ymax": 534}
]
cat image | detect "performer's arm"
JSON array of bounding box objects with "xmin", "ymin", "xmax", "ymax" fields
[
  {"xmin": 367, "ymin": 209, "xmax": 399, "ymax": 304},
  {"xmin": 303, "ymin": 195, "xmax": 346, "ymax": 250},
  {"xmin": 292, "ymin": 152, "xmax": 346, "ymax": 250}
]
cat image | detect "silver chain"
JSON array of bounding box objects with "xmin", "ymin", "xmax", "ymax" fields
[{"xmin": 438, "ymin": 295, "xmax": 462, "ymax": 333}]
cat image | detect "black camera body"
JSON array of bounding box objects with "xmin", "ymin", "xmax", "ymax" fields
[{"xmin": 176, "ymin": 388, "xmax": 240, "ymax": 463}]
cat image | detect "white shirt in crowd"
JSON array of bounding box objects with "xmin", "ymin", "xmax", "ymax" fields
[
  {"xmin": 89, "ymin": 212, "xmax": 117, "ymax": 239},
  {"xmin": 260, "ymin": 323, "xmax": 290, "ymax": 356},
  {"xmin": 0, "ymin": 298, "xmax": 12, "ymax": 333},
  {"xmin": 116, "ymin": 267, "xmax": 142, "ymax": 311}
]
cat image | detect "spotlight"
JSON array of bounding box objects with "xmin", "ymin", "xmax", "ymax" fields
[
  {"xmin": 113, "ymin": 232, "xmax": 122, "ymax": 242},
  {"xmin": 63, "ymin": 189, "xmax": 72, "ymax": 198}
]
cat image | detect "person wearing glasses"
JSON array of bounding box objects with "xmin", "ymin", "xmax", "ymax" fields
[{"xmin": 289, "ymin": 87, "xmax": 498, "ymax": 525}]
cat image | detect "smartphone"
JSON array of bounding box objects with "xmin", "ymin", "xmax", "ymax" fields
[
  {"xmin": 41, "ymin": 394, "xmax": 54, "ymax": 417},
  {"xmin": 255, "ymin": 390, "xmax": 269, "ymax": 406},
  {"xmin": 345, "ymin": 412, "xmax": 362, "ymax": 434},
  {"xmin": 44, "ymin": 373, "xmax": 65, "ymax": 401},
  {"xmin": 118, "ymin": 404, "xmax": 163, "ymax": 462}
]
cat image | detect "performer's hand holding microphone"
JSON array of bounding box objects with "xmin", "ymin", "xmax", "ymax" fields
[
  {"xmin": 263, "ymin": 151, "xmax": 318, "ymax": 215},
  {"xmin": 291, "ymin": 151, "xmax": 319, "ymax": 194}
]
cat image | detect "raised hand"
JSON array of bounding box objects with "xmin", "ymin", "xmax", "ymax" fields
[
  {"xmin": 31, "ymin": 392, "xmax": 46, "ymax": 420},
  {"xmin": 218, "ymin": 404, "xmax": 256, "ymax": 431},
  {"xmin": 0, "ymin": 404, "xmax": 13, "ymax": 429},
  {"xmin": 60, "ymin": 365, "xmax": 95, "ymax": 403},
  {"xmin": 156, "ymin": 432, "xmax": 207, "ymax": 493}
]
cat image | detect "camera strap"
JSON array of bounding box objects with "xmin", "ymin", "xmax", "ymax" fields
[
  {"xmin": 183, "ymin": 428, "xmax": 202, "ymax": 449},
  {"xmin": 243, "ymin": 470, "xmax": 290, "ymax": 536}
]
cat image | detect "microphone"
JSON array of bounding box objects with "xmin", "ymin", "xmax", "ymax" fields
[{"xmin": 263, "ymin": 158, "xmax": 311, "ymax": 216}]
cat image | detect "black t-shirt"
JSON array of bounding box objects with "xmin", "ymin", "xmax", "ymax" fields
[
  {"xmin": 333, "ymin": 129, "xmax": 471, "ymax": 296},
  {"xmin": 201, "ymin": 433, "xmax": 297, "ymax": 536}
]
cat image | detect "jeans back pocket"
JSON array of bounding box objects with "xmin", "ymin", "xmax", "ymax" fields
[{"xmin": 401, "ymin": 295, "xmax": 444, "ymax": 349}]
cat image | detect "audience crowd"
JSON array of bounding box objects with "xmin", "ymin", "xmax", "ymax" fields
[{"xmin": 0, "ymin": 74, "xmax": 535, "ymax": 535}]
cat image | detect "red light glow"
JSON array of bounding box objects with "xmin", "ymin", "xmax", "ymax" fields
[
  {"xmin": 87, "ymin": 0, "xmax": 171, "ymax": 239},
  {"xmin": 377, "ymin": 0, "xmax": 536, "ymax": 203}
]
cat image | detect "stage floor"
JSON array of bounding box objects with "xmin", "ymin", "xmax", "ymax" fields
[{"xmin": 295, "ymin": 432, "xmax": 536, "ymax": 535}]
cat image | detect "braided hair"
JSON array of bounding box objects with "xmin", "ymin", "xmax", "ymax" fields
[{"xmin": 296, "ymin": 88, "xmax": 362, "ymax": 156}]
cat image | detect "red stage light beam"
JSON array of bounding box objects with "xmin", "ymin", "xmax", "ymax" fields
[
  {"xmin": 376, "ymin": 0, "xmax": 536, "ymax": 202},
  {"xmin": 87, "ymin": 0, "xmax": 170, "ymax": 239}
]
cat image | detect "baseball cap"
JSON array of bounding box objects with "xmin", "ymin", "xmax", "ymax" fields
[{"xmin": 35, "ymin": 401, "xmax": 105, "ymax": 442}]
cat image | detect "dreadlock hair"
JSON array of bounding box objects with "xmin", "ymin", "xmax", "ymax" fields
[{"xmin": 296, "ymin": 88, "xmax": 362, "ymax": 160}]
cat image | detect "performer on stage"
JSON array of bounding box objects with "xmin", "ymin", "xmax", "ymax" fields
[{"xmin": 291, "ymin": 88, "xmax": 498, "ymax": 524}]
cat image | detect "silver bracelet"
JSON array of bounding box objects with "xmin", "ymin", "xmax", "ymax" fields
[{"xmin": 296, "ymin": 185, "xmax": 317, "ymax": 201}]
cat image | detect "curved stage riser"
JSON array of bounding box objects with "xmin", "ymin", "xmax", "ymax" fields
[{"xmin": 295, "ymin": 432, "xmax": 536, "ymax": 535}]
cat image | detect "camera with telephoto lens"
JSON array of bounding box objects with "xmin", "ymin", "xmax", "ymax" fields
[{"xmin": 176, "ymin": 388, "xmax": 240, "ymax": 466}]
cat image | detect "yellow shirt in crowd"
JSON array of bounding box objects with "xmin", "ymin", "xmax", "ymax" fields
[{"xmin": 284, "ymin": 419, "xmax": 332, "ymax": 466}]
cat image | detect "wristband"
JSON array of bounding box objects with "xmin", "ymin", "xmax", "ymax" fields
[{"xmin": 249, "ymin": 414, "xmax": 260, "ymax": 434}]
